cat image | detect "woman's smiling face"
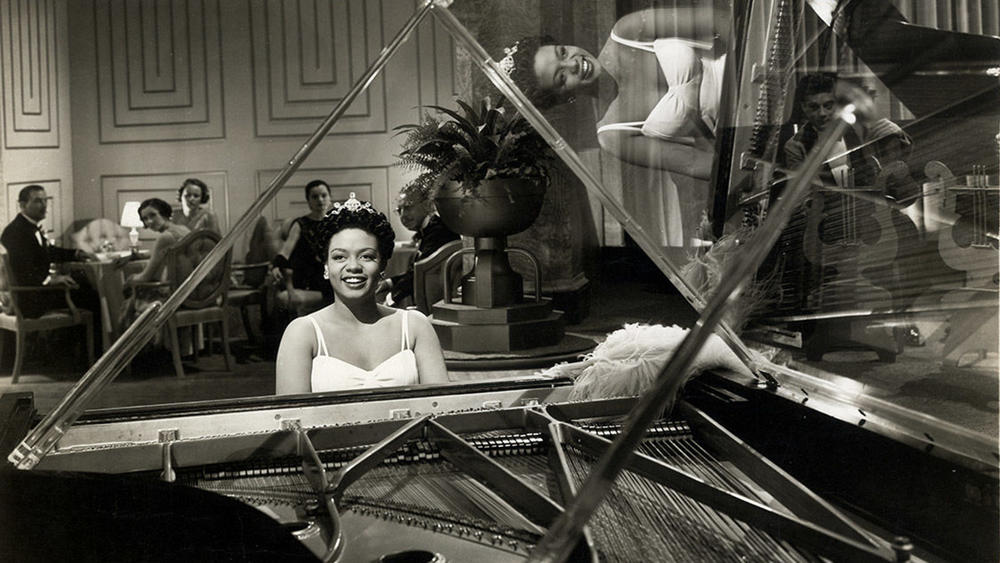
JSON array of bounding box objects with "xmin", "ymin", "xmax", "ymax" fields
[
  {"xmin": 326, "ymin": 228, "xmax": 383, "ymax": 299},
  {"xmin": 532, "ymin": 44, "xmax": 603, "ymax": 96}
]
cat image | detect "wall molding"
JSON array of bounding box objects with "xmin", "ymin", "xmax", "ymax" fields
[
  {"xmin": 2, "ymin": 0, "xmax": 60, "ymax": 149},
  {"xmin": 249, "ymin": 0, "xmax": 387, "ymax": 137},
  {"xmin": 94, "ymin": 0, "xmax": 225, "ymax": 143}
]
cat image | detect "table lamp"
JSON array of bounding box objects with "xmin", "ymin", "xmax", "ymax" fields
[{"xmin": 120, "ymin": 201, "xmax": 143, "ymax": 249}]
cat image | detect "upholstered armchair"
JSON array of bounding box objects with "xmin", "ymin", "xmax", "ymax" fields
[{"xmin": 63, "ymin": 218, "xmax": 131, "ymax": 253}]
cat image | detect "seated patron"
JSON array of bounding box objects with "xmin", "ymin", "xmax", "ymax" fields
[
  {"xmin": 380, "ymin": 186, "xmax": 460, "ymax": 307},
  {"xmin": 1, "ymin": 185, "xmax": 97, "ymax": 318},
  {"xmin": 126, "ymin": 199, "xmax": 192, "ymax": 285},
  {"xmin": 276, "ymin": 194, "xmax": 448, "ymax": 394},
  {"xmin": 174, "ymin": 178, "xmax": 221, "ymax": 234},
  {"xmin": 270, "ymin": 180, "xmax": 335, "ymax": 316},
  {"xmin": 119, "ymin": 199, "xmax": 191, "ymax": 330}
]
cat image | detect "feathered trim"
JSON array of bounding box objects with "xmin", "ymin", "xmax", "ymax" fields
[{"xmin": 542, "ymin": 324, "xmax": 752, "ymax": 405}]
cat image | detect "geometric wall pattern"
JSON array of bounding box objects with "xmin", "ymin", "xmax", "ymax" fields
[
  {"xmin": 249, "ymin": 0, "xmax": 387, "ymax": 136},
  {"xmin": 1, "ymin": 0, "xmax": 60, "ymax": 148},
  {"xmin": 94, "ymin": 0, "xmax": 225, "ymax": 143}
]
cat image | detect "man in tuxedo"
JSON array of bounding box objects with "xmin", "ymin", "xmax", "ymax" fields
[
  {"xmin": 380, "ymin": 186, "xmax": 460, "ymax": 307},
  {"xmin": 1, "ymin": 185, "xmax": 96, "ymax": 318}
]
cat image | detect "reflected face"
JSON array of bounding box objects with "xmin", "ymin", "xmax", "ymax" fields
[
  {"xmin": 396, "ymin": 198, "xmax": 430, "ymax": 231},
  {"xmin": 181, "ymin": 183, "xmax": 204, "ymax": 211},
  {"xmin": 307, "ymin": 185, "xmax": 332, "ymax": 215},
  {"xmin": 326, "ymin": 228, "xmax": 383, "ymax": 300},
  {"xmin": 533, "ymin": 44, "xmax": 603, "ymax": 96},
  {"xmin": 139, "ymin": 206, "xmax": 168, "ymax": 232},
  {"xmin": 801, "ymin": 92, "xmax": 837, "ymax": 130},
  {"xmin": 20, "ymin": 189, "xmax": 48, "ymax": 222}
]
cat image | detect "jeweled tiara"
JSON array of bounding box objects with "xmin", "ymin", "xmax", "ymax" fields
[
  {"xmin": 328, "ymin": 192, "xmax": 377, "ymax": 216},
  {"xmin": 498, "ymin": 42, "xmax": 519, "ymax": 76}
]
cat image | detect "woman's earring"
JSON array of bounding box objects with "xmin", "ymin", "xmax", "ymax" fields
[{"xmin": 323, "ymin": 266, "xmax": 330, "ymax": 280}]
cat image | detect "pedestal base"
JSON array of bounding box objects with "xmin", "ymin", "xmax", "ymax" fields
[{"xmin": 431, "ymin": 300, "xmax": 565, "ymax": 353}]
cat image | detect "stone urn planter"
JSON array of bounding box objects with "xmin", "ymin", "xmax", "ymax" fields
[
  {"xmin": 434, "ymin": 178, "xmax": 546, "ymax": 238},
  {"xmin": 435, "ymin": 178, "xmax": 545, "ymax": 309}
]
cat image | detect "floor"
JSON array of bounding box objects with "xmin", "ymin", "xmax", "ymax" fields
[{"xmin": 0, "ymin": 250, "xmax": 995, "ymax": 442}]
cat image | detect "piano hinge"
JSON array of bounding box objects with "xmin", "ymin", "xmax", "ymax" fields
[{"xmin": 158, "ymin": 428, "xmax": 179, "ymax": 483}]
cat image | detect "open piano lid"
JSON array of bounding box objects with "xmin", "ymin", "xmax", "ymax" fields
[
  {"xmin": 2, "ymin": 1, "xmax": 996, "ymax": 560},
  {"xmin": 809, "ymin": 0, "xmax": 1000, "ymax": 118}
]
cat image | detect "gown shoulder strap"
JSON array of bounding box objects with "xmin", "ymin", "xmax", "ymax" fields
[
  {"xmin": 306, "ymin": 316, "xmax": 329, "ymax": 357},
  {"xmin": 610, "ymin": 30, "xmax": 655, "ymax": 52},
  {"xmin": 400, "ymin": 310, "xmax": 411, "ymax": 351}
]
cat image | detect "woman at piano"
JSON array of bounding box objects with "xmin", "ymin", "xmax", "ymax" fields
[{"xmin": 275, "ymin": 194, "xmax": 449, "ymax": 394}]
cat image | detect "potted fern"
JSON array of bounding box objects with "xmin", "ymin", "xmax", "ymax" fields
[{"xmin": 395, "ymin": 96, "xmax": 551, "ymax": 238}]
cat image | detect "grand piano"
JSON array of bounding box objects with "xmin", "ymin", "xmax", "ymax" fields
[{"xmin": 2, "ymin": 1, "xmax": 997, "ymax": 562}]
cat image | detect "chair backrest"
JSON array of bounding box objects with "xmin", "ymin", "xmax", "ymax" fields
[
  {"xmin": 243, "ymin": 216, "xmax": 276, "ymax": 287},
  {"xmin": 0, "ymin": 244, "xmax": 16, "ymax": 315},
  {"xmin": 165, "ymin": 230, "xmax": 232, "ymax": 309},
  {"xmin": 66, "ymin": 218, "xmax": 130, "ymax": 253},
  {"xmin": 413, "ymin": 239, "xmax": 464, "ymax": 314}
]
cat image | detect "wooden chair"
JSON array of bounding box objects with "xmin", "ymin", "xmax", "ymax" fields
[
  {"xmin": 138, "ymin": 230, "xmax": 234, "ymax": 377},
  {"xmin": 0, "ymin": 244, "xmax": 94, "ymax": 383},
  {"xmin": 412, "ymin": 240, "xmax": 464, "ymax": 314},
  {"xmin": 227, "ymin": 216, "xmax": 275, "ymax": 346}
]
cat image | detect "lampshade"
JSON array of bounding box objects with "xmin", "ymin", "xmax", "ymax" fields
[{"xmin": 120, "ymin": 201, "xmax": 144, "ymax": 229}]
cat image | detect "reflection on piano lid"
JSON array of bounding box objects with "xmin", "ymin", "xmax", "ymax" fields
[{"xmin": 810, "ymin": 0, "xmax": 1000, "ymax": 118}]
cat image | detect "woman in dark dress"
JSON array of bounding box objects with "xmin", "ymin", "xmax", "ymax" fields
[{"xmin": 270, "ymin": 180, "xmax": 334, "ymax": 316}]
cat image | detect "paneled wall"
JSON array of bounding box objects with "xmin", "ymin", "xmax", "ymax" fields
[
  {"xmin": 62, "ymin": 0, "xmax": 456, "ymax": 255},
  {"xmin": 0, "ymin": 0, "xmax": 74, "ymax": 240}
]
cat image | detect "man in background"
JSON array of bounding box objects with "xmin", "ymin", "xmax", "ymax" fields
[
  {"xmin": 380, "ymin": 186, "xmax": 459, "ymax": 308},
  {"xmin": 1, "ymin": 185, "xmax": 96, "ymax": 318}
]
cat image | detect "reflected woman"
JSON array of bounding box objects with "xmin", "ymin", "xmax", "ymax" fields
[
  {"xmin": 275, "ymin": 194, "xmax": 448, "ymax": 394},
  {"xmin": 504, "ymin": 6, "xmax": 728, "ymax": 245}
]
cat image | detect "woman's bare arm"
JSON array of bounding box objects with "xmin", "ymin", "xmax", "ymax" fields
[
  {"xmin": 270, "ymin": 221, "xmax": 302, "ymax": 283},
  {"xmin": 129, "ymin": 231, "xmax": 174, "ymax": 283},
  {"xmin": 275, "ymin": 316, "xmax": 316, "ymax": 394},
  {"xmin": 598, "ymin": 130, "xmax": 714, "ymax": 180},
  {"xmin": 409, "ymin": 310, "xmax": 449, "ymax": 384},
  {"xmin": 613, "ymin": 7, "xmax": 722, "ymax": 43}
]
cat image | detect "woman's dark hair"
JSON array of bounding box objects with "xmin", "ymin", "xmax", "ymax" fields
[
  {"xmin": 505, "ymin": 35, "xmax": 565, "ymax": 109},
  {"xmin": 178, "ymin": 178, "xmax": 210, "ymax": 203},
  {"xmin": 317, "ymin": 200, "xmax": 395, "ymax": 268},
  {"xmin": 139, "ymin": 198, "xmax": 173, "ymax": 220},
  {"xmin": 305, "ymin": 179, "xmax": 331, "ymax": 200}
]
